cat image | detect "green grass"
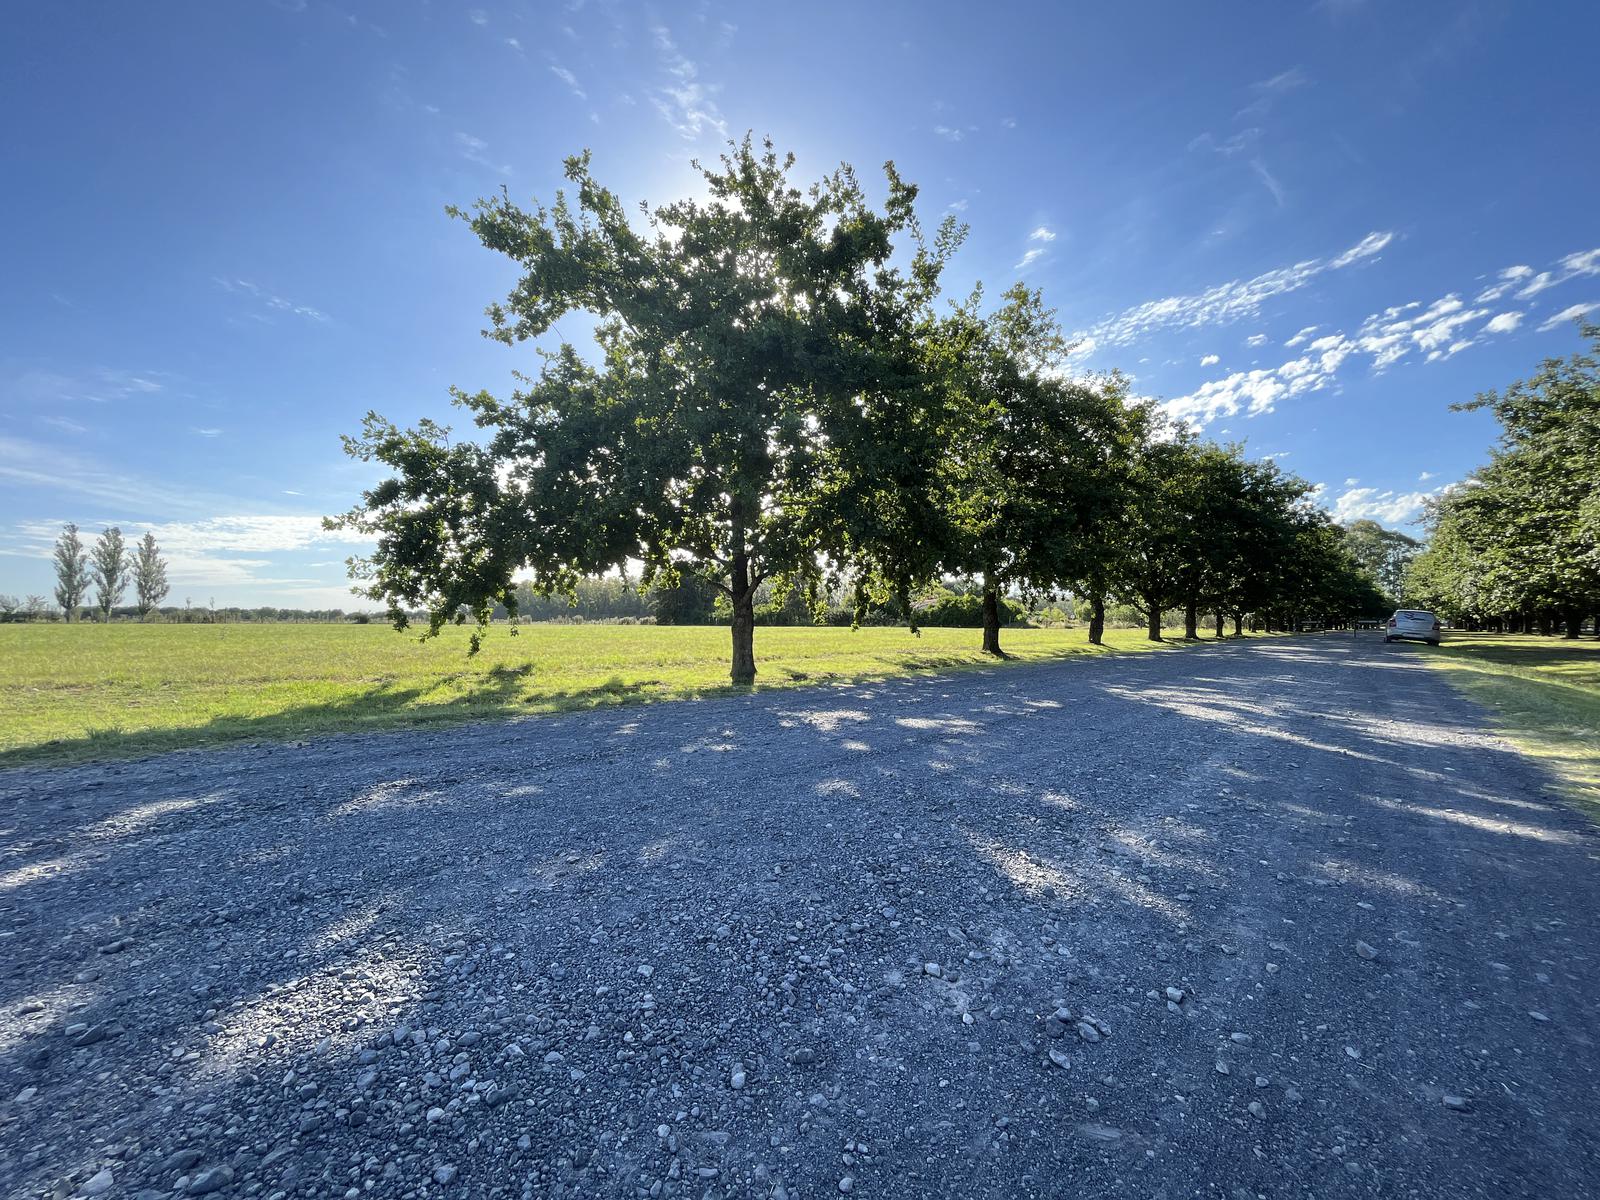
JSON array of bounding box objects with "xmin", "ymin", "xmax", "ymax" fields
[
  {"xmin": 0, "ymin": 621, "xmax": 1219, "ymax": 766},
  {"xmin": 1424, "ymin": 633, "xmax": 1600, "ymax": 810}
]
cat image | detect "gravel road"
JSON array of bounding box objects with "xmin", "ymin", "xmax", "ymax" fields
[{"xmin": 3, "ymin": 635, "xmax": 1598, "ymax": 1200}]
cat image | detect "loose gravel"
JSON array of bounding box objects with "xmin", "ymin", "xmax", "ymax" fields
[{"xmin": 2, "ymin": 635, "xmax": 1597, "ymax": 1199}]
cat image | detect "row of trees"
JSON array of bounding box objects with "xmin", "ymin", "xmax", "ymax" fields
[
  {"xmin": 1405, "ymin": 324, "xmax": 1600, "ymax": 635},
  {"xmin": 50, "ymin": 524, "xmax": 169, "ymax": 621},
  {"xmin": 333, "ymin": 138, "xmax": 1380, "ymax": 683}
]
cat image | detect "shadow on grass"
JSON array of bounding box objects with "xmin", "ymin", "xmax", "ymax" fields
[
  {"xmin": 0, "ymin": 672, "xmax": 694, "ymax": 769},
  {"xmin": 1, "ymin": 630, "xmax": 1234, "ymax": 769}
]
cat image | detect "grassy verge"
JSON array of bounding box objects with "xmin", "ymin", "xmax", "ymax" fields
[
  {"xmin": 1424, "ymin": 633, "xmax": 1600, "ymax": 810},
  {"xmin": 0, "ymin": 621, "xmax": 1237, "ymax": 766}
]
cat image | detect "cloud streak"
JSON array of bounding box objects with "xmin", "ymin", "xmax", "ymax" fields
[
  {"xmin": 650, "ymin": 25, "xmax": 727, "ymax": 140},
  {"xmin": 1069, "ymin": 231, "xmax": 1392, "ymax": 354}
]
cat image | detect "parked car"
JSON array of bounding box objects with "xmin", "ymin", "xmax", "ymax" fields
[{"xmin": 1385, "ymin": 609, "xmax": 1442, "ymax": 646}]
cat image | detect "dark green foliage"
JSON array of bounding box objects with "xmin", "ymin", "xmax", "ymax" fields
[{"xmin": 1406, "ymin": 323, "xmax": 1600, "ymax": 632}]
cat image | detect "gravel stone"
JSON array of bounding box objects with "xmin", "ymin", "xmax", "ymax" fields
[{"xmin": 0, "ymin": 638, "xmax": 1593, "ymax": 1199}]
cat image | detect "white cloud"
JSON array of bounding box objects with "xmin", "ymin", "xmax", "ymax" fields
[
  {"xmin": 467, "ymin": 9, "xmax": 487, "ymax": 25},
  {"xmin": 1475, "ymin": 264, "xmax": 1533, "ymax": 302},
  {"xmin": 1000, "ymin": 116, "xmax": 1017, "ymax": 129},
  {"xmin": 1328, "ymin": 231, "xmax": 1393, "ymax": 269},
  {"xmin": 1418, "ymin": 471, "xmax": 1435, "ymax": 481},
  {"xmin": 1344, "ymin": 477, "xmax": 1360, "ymax": 486},
  {"xmin": 39, "ymin": 415, "xmax": 89, "ymax": 434},
  {"xmin": 1483, "ymin": 311, "xmax": 1523, "ymax": 334},
  {"xmin": 1015, "ymin": 247, "xmax": 1046, "ymax": 270},
  {"xmin": 1246, "ymin": 333, "xmax": 1268, "ymax": 347},
  {"xmin": 550, "ymin": 65, "xmax": 586, "ymax": 100},
  {"xmin": 1327, "ymin": 485, "xmax": 1440, "ymax": 526},
  {"xmin": 215, "ymin": 278, "xmax": 329, "ymax": 322},
  {"xmin": 1250, "ymin": 160, "xmax": 1285, "ymax": 207},
  {"xmin": 504, "ymin": 37, "xmax": 523, "ymax": 53},
  {"xmin": 1070, "ymin": 232, "xmax": 1392, "ymax": 350},
  {"xmin": 1538, "ymin": 302, "xmax": 1598, "ymax": 332},
  {"xmin": 1284, "ymin": 325, "xmax": 1318, "ymax": 348},
  {"xmin": 1028, "ymin": 225, "xmax": 1057, "ymax": 243},
  {"xmin": 1200, "ymin": 354, "xmax": 1220, "ymax": 366},
  {"xmin": 1518, "ymin": 249, "xmax": 1600, "ymax": 298},
  {"xmin": 191, "ymin": 427, "xmax": 222, "ymax": 438},
  {"xmin": 454, "ymin": 132, "xmax": 512, "ymax": 175},
  {"xmin": 11, "ymin": 367, "xmax": 165, "ymax": 405},
  {"xmin": 650, "ymin": 25, "xmax": 727, "ymax": 141}
]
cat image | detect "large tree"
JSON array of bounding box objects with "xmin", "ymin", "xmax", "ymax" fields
[
  {"xmin": 1406, "ymin": 322, "xmax": 1600, "ymax": 635},
  {"xmin": 333, "ymin": 139, "xmax": 952, "ymax": 684},
  {"xmin": 921, "ymin": 286, "xmax": 1136, "ymax": 655},
  {"xmin": 90, "ymin": 526, "xmax": 127, "ymax": 620},
  {"xmin": 133, "ymin": 532, "xmax": 170, "ymax": 618},
  {"xmin": 1340, "ymin": 518, "xmax": 1421, "ymax": 604},
  {"xmin": 52, "ymin": 523, "xmax": 89, "ymax": 622}
]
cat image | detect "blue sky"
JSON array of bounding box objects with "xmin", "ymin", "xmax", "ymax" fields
[{"xmin": 3, "ymin": 0, "xmax": 1597, "ymax": 608}]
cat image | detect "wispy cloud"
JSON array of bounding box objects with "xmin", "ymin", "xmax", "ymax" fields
[
  {"xmin": 454, "ymin": 131, "xmax": 513, "ymax": 175},
  {"xmin": 1516, "ymin": 248, "xmax": 1600, "ymax": 298},
  {"xmin": 0, "ymin": 436, "xmax": 225, "ymax": 516},
  {"xmin": 1246, "ymin": 333, "xmax": 1268, "ymax": 347},
  {"xmin": 550, "ymin": 64, "xmax": 586, "ymax": 101},
  {"xmin": 1188, "ymin": 127, "xmax": 1262, "ymax": 156},
  {"xmin": 1015, "ymin": 247, "xmax": 1046, "ymax": 270},
  {"xmin": 1200, "ymin": 354, "xmax": 1220, "ymax": 366},
  {"xmin": 650, "ymin": 25, "xmax": 727, "ymax": 141},
  {"xmin": 192, "ymin": 427, "xmax": 222, "ymax": 438},
  {"xmin": 1028, "ymin": 225, "xmax": 1057, "ymax": 243},
  {"xmin": 215, "ymin": 277, "xmax": 329, "ymax": 322},
  {"xmin": 1329, "ymin": 231, "xmax": 1393, "ymax": 269},
  {"xmin": 1162, "ymin": 258, "xmax": 1559, "ymax": 428},
  {"xmin": 1070, "ymin": 230, "xmax": 1393, "ymax": 352},
  {"xmin": 933, "ymin": 124, "xmax": 977, "ymax": 142},
  {"xmin": 1236, "ymin": 65, "xmax": 1310, "ymax": 120},
  {"xmin": 1538, "ymin": 302, "xmax": 1598, "ymax": 332},
  {"xmin": 1250, "ymin": 159, "xmax": 1285, "ymax": 206},
  {"xmin": 11, "ymin": 367, "xmax": 165, "ymax": 405}
]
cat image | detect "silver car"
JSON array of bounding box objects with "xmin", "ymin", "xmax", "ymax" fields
[{"xmin": 1385, "ymin": 609, "xmax": 1441, "ymax": 646}]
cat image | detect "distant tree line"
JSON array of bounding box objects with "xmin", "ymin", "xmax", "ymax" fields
[
  {"xmin": 1405, "ymin": 323, "xmax": 1600, "ymax": 637},
  {"xmin": 332, "ymin": 138, "xmax": 1384, "ymax": 683}
]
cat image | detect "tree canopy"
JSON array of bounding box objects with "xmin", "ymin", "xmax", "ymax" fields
[
  {"xmin": 335, "ymin": 137, "xmax": 1387, "ymax": 680},
  {"xmin": 1405, "ymin": 322, "xmax": 1600, "ymax": 635}
]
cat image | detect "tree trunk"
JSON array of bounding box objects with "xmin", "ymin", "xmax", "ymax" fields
[
  {"xmin": 981, "ymin": 575, "xmax": 1004, "ymax": 657},
  {"xmin": 1145, "ymin": 600, "xmax": 1163, "ymax": 642},
  {"xmin": 1565, "ymin": 609, "xmax": 1582, "ymax": 639},
  {"xmin": 1214, "ymin": 610, "xmax": 1225, "ymax": 638},
  {"xmin": 729, "ymin": 549, "xmax": 757, "ymax": 687},
  {"xmin": 1233, "ymin": 613, "xmax": 1244, "ymax": 638},
  {"xmin": 1087, "ymin": 594, "xmax": 1106, "ymax": 646},
  {"xmin": 1183, "ymin": 601, "xmax": 1199, "ymax": 640}
]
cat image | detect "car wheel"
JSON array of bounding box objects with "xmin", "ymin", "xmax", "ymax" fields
[
  {"xmin": 1383, "ymin": 637, "xmax": 1393, "ymax": 643},
  {"xmin": 1428, "ymin": 639, "xmax": 1440, "ymax": 647}
]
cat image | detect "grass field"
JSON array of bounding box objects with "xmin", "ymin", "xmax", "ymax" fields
[
  {"xmin": 1425, "ymin": 633, "xmax": 1600, "ymax": 810},
  {"xmin": 0, "ymin": 621, "xmax": 1217, "ymax": 765}
]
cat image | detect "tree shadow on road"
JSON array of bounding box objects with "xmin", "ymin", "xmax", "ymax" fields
[{"xmin": 2, "ymin": 636, "xmax": 1597, "ymax": 1198}]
